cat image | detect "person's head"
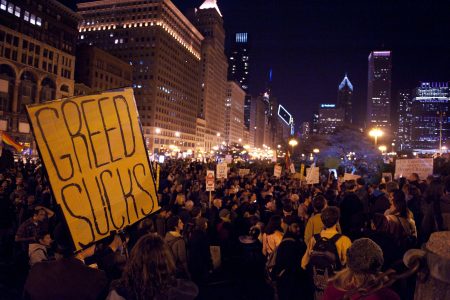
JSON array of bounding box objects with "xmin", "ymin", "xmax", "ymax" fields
[
  {"xmin": 138, "ymin": 218, "xmax": 156, "ymax": 234},
  {"xmin": 331, "ymin": 238, "xmax": 384, "ymax": 291},
  {"xmin": 219, "ymin": 209, "xmax": 230, "ymax": 221},
  {"xmin": 33, "ymin": 208, "xmax": 47, "ymax": 222},
  {"xmin": 408, "ymin": 173, "xmax": 420, "ymax": 182},
  {"xmin": 379, "ymin": 183, "xmax": 387, "ymax": 192},
  {"xmin": 386, "ymin": 181, "xmax": 399, "ymax": 193},
  {"xmin": 166, "ymin": 216, "xmax": 183, "ymax": 233},
  {"xmin": 265, "ymin": 215, "xmax": 283, "ymax": 234},
  {"xmin": 390, "ymin": 189, "xmax": 408, "ymax": 218},
  {"xmin": 190, "ymin": 206, "xmax": 202, "ymax": 219},
  {"xmin": 184, "ymin": 200, "xmax": 194, "ymax": 211},
  {"xmin": 213, "ymin": 198, "xmax": 222, "ymax": 209},
  {"xmin": 312, "ymin": 195, "xmax": 326, "ymax": 213},
  {"xmin": 356, "ymin": 178, "xmax": 365, "ymax": 187},
  {"xmin": 283, "ymin": 203, "xmax": 293, "ymax": 216},
  {"xmin": 345, "ymin": 180, "xmax": 356, "ymax": 192},
  {"xmin": 36, "ymin": 232, "xmax": 53, "ymax": 247},
  {"xmin": 175, "ymin": 193, "xmax": 185, "ymax": 206},
  {"xmin": 27, "ymin": 195, "xmax": 35, "ymax": 205},
  {"xmin": 194, "ymin": 217, "xmax": 208, "ymax": 232},
  {"xmin": 321, "ymin": 206, "xmax": 340, "ymax": 229},
  {"xmin": 284, "ymin": 218, "xmax": 301, "ymax": 237},
  {"xmin": 119, "ymin": 234, "xmax": 178, "ymax": 299},
  {"xmin": 249, "ymin": 226, "xmax": 261, "ymax": 240}
]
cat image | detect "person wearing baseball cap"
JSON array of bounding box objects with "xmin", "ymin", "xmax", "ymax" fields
[{"xmin": 322, "ymin": 238, "xmax": 400, "ymax": 300}]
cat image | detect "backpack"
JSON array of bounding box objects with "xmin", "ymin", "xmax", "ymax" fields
[
  {"xmin": 309, "ymin": 233, "xmax": 342, "ymax": 292},
  {"xmin": 265, "ymin": 237, "xmax": 295, "ymax": 282}
]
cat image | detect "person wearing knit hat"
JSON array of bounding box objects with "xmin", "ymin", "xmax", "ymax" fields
[{"xmin": 322, "ymin": 238, "xmax": 400, "ymax": 300}]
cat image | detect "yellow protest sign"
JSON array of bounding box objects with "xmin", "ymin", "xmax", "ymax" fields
[{"xmin": 26, "ymin": 88, "xmax": 159, "ymax": 250}]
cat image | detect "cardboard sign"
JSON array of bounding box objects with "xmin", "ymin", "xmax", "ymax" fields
[
  {"xmin": 26, "ymin": 88, "xmax": 159, "ymax": 250},
  {"xmin": 300, "ymin": 164, "xmax": 305, "ymax": 180},
  {"xmin": 274, "ymin": 165, "xmax": 282, "ymax": 178},
  {"xmin": 306, "ymin": 167, "xmax": 320, "ymax": 184},
  {"xmin": 289, "ymin": 163, "xmax": 296, "ymax": 174},
  {"xmin": 395, "ymin": 158, "xmax": 433, "ymax": 180},
  {"xmin": 239, "ymin": 169, "xmax": 250, "ymax": 176},
  {"xmin": 216, "ymin": 162, "xmax": 228, "ymax": 179},
  {"xmin": 206, "ymin": 170, "xmax": 215, "ymax": 191},
  {"xmin": 343, "ymin": 173, "xmax": 361, "ymax": 182}
]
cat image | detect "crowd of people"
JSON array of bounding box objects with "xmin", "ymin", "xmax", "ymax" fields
[{"xmin": 0, "ymin": 157, "xmax": 449, "ymax": 300}]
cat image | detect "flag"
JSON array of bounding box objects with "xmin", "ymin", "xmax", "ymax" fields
[
  {"xmin": 1, "ymin": 132, "xmax": 23, "ymax": 152},
  {"xmin": 285, "ymin": 151, "xmax": 290, "ymax": 170}
]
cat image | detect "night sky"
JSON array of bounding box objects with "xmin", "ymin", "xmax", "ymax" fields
[{"xmin": 68, "ymin": 0, "xmax": 450, "ymax": 127}]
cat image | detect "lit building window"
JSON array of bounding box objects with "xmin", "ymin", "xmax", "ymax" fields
[
  {"xmin": 14, "ymin": 5, "xmax": 20, "ymax": 17},
  {"xmin": 30, "ymin": 14, "xmax": 36, "ymax": 24},
  {"xmin": 0, "ymin": 0, "xmax": 6, "ymax": 11},
  {"xmin": 7, "ymin": 2, "xmax": 13, "ymax": 13},
  {"xmin": 36, "ymin": 17, "xmax": 41, "ymax": 26}
]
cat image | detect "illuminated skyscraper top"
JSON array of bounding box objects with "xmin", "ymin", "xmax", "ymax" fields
[
  {"xmin": 199, "ymin": 0, "xmax": 222, "ymax": 16},
  {"xmin": 338, "ymin": 74, "xmax": 353, "ymax": 124},
  {"xmin": 367, "ymin": 50, "xmax": 392, "ymax": 130}
]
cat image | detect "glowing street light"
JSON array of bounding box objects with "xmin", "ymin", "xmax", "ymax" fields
[
  {"xmin": 175, "ymin": 131, "xmax": 180, "ymax": 137},
  {"xmin": 216, "ymin": 133, "xmax": 221, "ymax": 137},
  {"xmin": 378, "ymin": 145, "xmax": 387, "ymax": 153},
  {"xmin": 155, "ymin": 127, "xmax": 161, "ymax": 134},
  {"xmin": 313, "ymin": 148, "xmax": 320, "ymax": 154},
  {"xmin": 369, "ymin": 128, "xmax": 383, "ymax": 145},
  {"xmin": 288, "ymin": 139, "xmax": 298, "ymax": 147}
]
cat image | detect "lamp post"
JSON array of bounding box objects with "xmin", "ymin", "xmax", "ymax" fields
[
  {"xmin": 378, "ymin": 145, "xmax": 387, "ymax": 154},
  {"xmin": 369, "ymin": 128, "xmax": 383, "ymax": 146}
]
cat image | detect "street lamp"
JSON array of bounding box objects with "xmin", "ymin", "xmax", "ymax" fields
[
  {"xmin": 369, "ymin": 128, "xmax": 383, "ymax": 145},
  {"xmin": 378, "ymin": 145, "xmax": 387, "ymax": 153},
  {"xmin": 288, "ymin": 138, "xmax": 298, "ymax": 159},
  {"xmin": 313, "ymin": 148, "xmax": 320, "ymax": 154}
]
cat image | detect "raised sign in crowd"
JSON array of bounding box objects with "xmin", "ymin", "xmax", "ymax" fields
[{"xmin": 0, "ymin": 89, "xmax": 449, "ymax": 300}]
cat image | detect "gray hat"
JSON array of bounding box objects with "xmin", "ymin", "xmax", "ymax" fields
[
  {"xmin": 347, "ymin": 238, "xmax": 384, "ymax": 274},
  {"xmin": 219, "ymin": 208, "xmax": 230, "ymax": 218}
]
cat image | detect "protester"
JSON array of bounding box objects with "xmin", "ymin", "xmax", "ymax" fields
[
  {"xmin": 107, "ymin": 233, "xmax": 198, "ymax": 300},
  {"xmin": 28, "ymin": 232, "xmax": 53, "ymax": 266},
  {"xmin": 322, "ymin": 238, "xmax": 400, "ymax": 300},
  {"xmin": 165, "ymin": 216, "xmax": 190, "ymax": 279},
  {"xmin": 262, "ymin": 215, "xmax": 284, "ymax": 257}
]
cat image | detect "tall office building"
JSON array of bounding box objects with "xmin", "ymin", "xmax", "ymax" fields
[
  {"xmin": 228, "ymin": 32, "xmax": 250, "ymax": 92},
  {"xmin": 411, "ymin": 82, "xmax": 449, "ymax": 152},
  {"xmin": 190, "ymin": 0, "xmax": 228, "ymax": 145},
  {"xmin": 318, "ymin": 104, "xmax": 345, "ymax": 135},
  {"xmin": 224, "ymin": 81, "xmax": 245, "ymax": 145},
  {"xmin": 337, "ymin": 74, "xmax": 353, "ymax": 124},
  {"xmin": 77, "ymin": 0, "xmax": 203, "ymax": 154},
  {"xmin": 367, "ymin": 51, "xmax": 392, "ymax": 130},
  {"xmin": 397, "ymin": 90, "xmax": 413, "ymax": 151},
  {"xmin": 0, "ymin": 0, "xmax": 78, "ymax": 144},
  {"xmin": 300, "ymin": 121, "xmax": 310, "ymax": 141},
  {"xmin": 311, "ymin": 111, "xmax": 319, "ymax": 135}
]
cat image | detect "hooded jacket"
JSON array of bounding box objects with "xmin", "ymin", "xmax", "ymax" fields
[{"xmin": 28, "ymin": 243, "xmax": 49, "ymax": 266}]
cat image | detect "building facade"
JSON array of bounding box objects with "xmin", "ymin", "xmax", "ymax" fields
[
  {"xmin": 311, "ymin": 110, "xmax": 319, "ymax": 135},
  {"xmin": 224, "ymin": 81, "xmax": 245, "ymax": 145},
  {"xmin": 300, "ymin": 121, "xmax": 310, "ymax": 141},
  {"xmin": 0, "ymin": 0, "xmax": 78, "ymax": 144},
  {"xmin": 367, "ymin": 51, "xmax": 392, "ymax": 131},
  {"xmin": 190, "ymin": 0, "xmax": 228, "ymax": 143},
  {"xmin": 227, "ymin": 32, "xmax": 250, "ymax": 92},
  {"xmin": 77, "ymin": 0, "xmax": 203, "ymax": 154},
  {"xmin": 411, "ymin": 82, "xmax": 449, "ymax": 152},
  {"xmin": 337, "ymin": 74, "xmax": 353, "ymax": 124},
  {"xmin": 75, "ymin": 44, "xmax": 132, "ymax": 93},
  {"xmin": 318, "ymin": 104, "xmax": 344, "ymax": 135},
  {"xmin": 397, "ymin": 90, "xmax": 412, "ymax": 151}
]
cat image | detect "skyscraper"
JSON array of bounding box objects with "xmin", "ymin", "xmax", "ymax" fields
[
  {"xmin": 228, "ymin": 32, "xmax": 250, "ymax": 92},
  {"xmin": 411, "ymin": 82, "xmax": 449, "ymax": 152},
  {"xmin": 190, "ymin": 0, "xmax": 228, "ymax": 145},
  {"xmin": 397, "ymin": 90, "xmax": 413, "ymax": 150},
  {"xmin": 318, "ymin": 104, "xmax": 345, "ymax": 135},
  {"xmin": 77, "ymin": 0, "xmax": 203, "ymax": 154},
  {"xmin": 227, "ymin": 32, "xmax": 251, "ymax": 131},
  {"xmin": 225, "ymin": 81, "xmax": 245, "ymax": 145},
  {"xmin": 367, "ymin": 51, "xmax": 392, "ymax": 130},
  {"xmin": 337, "ymin": 74, "xmax": 353, "ymax": 124}
]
